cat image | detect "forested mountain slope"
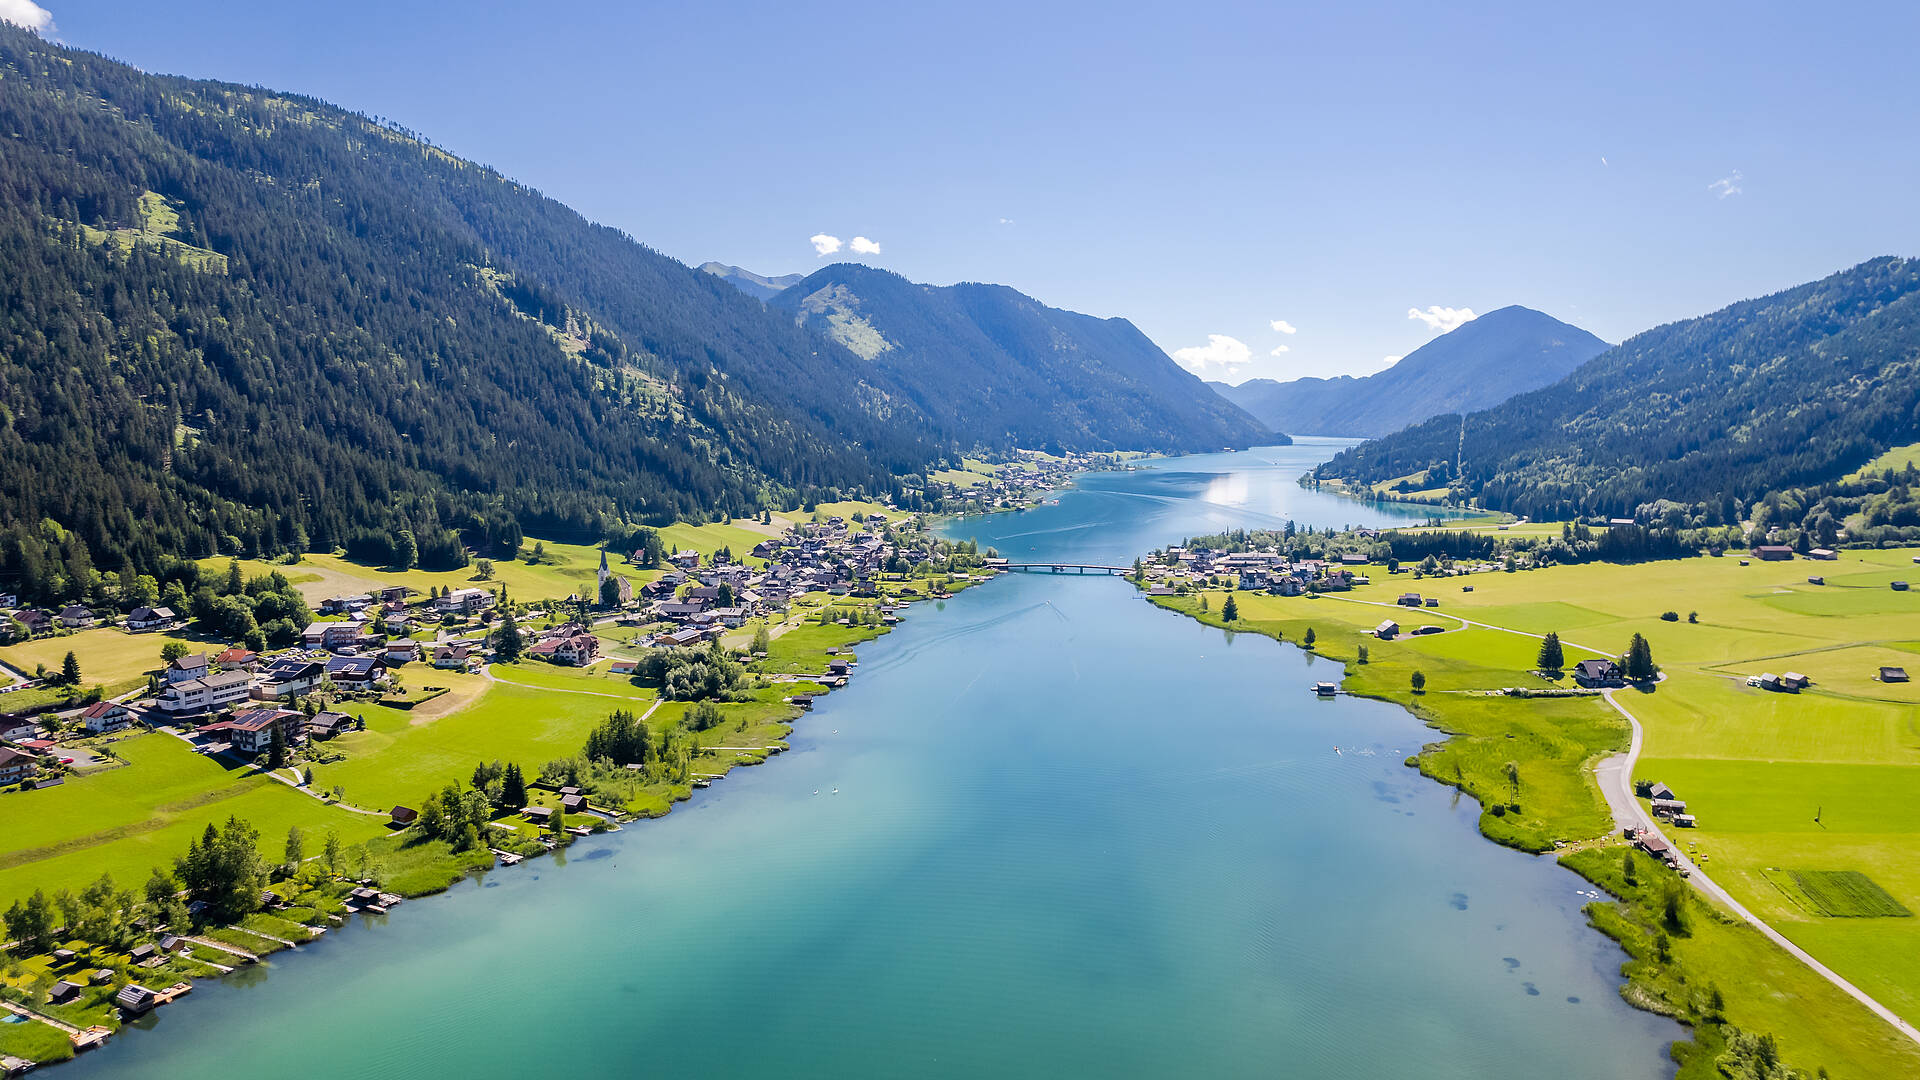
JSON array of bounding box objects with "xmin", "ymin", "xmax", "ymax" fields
[
  {"xmin": 1211, "ymin": 306, "xmax": 1608, "ymax": 438},
  {"xmin": 1313, "ymin": 258, "xmax": 1920, "ymax": 519},
  {"xmin": 0, "ymin": 24, "xmax": 962, "ymax": 593},
  {"xmin": 770, "ymin": 264, "xmax": 1277, "ymax": 452}
]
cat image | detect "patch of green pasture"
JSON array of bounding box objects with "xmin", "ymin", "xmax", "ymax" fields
[
  {"xmin": 0, "ymin": 626, "xmax": 200, "ymax": 688},
  {"xmin": 0, "ymin": 734, "xmax": 387, "ymax": 909}
]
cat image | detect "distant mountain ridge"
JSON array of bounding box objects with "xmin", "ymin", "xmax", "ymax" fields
[
  {"xmin": 1314, "ymin": 258, "xmax": 1920, "ymax": 518},
  {"xmin": 770, "ymin": 264, "xmax": 1279, "ymax": 453},
  {"xmin": 1211, "ymin": 306, "xmax": 1609, "ymax": 438},
  {"xmin": 700, "ymin": 262, "xmax": 805, "ymax": 301}
]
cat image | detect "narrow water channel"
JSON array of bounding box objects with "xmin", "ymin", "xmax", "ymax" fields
[{"xmin": 69, "ymin": 439, "xmax": 1680, "ymax": 1079}]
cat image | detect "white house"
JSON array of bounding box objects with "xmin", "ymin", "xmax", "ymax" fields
[
  {"xmin": 165, "ymin": 654, "xmax": 210, "ymax": 684},
  {"xmin": 78, "ymin": 701, "xmax": 132, "ymax": 733},
  {"xmin": 433, "ymin": 588, "xmax": 495, "ymax": 616},
  {"xmin": 156, "ymin": 670, "xmax": 254, "ymax": 714}
]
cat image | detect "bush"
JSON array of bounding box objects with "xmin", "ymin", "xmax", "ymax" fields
[{"xmin": 1659, "ymin": 610, "xmax": 1680, "ymax": 622}]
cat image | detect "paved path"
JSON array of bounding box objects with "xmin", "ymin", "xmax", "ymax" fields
[
  {"xmin": 1319, "ymin": 593, "xmax": 1611, "ymax": 657},
  {"xmin": 1596, "ymin": 688, "xmax": 1920, "ymax": 1046},
  {"xmin": 184, "ymin": 935, "xmax": 259, "ymax": 962},
  {"xmin": 1322, "ymin": 588, "xmax": 1920, "ymax": 1043},
  {"xmin": 0, "ymin": 997, "xmax": 79, "ymax": 1035}
]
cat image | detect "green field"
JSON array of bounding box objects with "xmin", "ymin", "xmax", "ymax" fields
[
  {"xmin": 0, "ymin": 734, "xmax": 388, "ymax": 909},
  {"xmin": 1843, "ymin": 440, "xmax": 1920, "ymax": 481},
  {"xmin": 0, "ymin": 626, "xmax": 201, "ymax": 692},
  {"xmin": 1765, "ymin": 869, "xmax": 1913, "ymax": 918}
]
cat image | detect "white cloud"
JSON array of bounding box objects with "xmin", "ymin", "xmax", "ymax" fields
[
  {"xmin": 1269, "ymin": 345, "xmax": 1290, "ymax": 357},
  {"xmin": 1172, "ymin": 334, "xmax": 1253, "ymax": 378},
  {"xmin": 1380, "ymin": 355, "xmax": 1403, "ymax": 366},
  {"xmin": 1407, "ymin": 305, "xmax": 1477, "ymax": 333},
  {"xmin": 998, "ymin": 217, "xmax": 1014, "ymax": 225},
  {"xmin": 809, "ymin": 233, "xmax": 843, "ymax": 256},
  {"xmin": 1269, "ymin": 319, "xmax": 1297, "ymax": 335},
  {"xmin": 0, "ymin": 0, "xmax": 53, "ymax": 30},
  {"xmin": 1708, "ymin": 171, "xmax": 1743, "ymax": 199},
  {"xmin": 849, "ymin": 235, "xmax": 881, "ymax": 255}
]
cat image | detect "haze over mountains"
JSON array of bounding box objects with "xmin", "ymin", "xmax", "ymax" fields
[
  {"xmin": 0, "ymin": 24, "xmax": 1266, "ymax": 581},
  {"xmin": 1211, "ymin": 307, "xmax": 1610, "ymax": 438},
  {"xmin": 1316, "ymin": 257, "xmax": 1920, "ymax": 519},
  {"xmin": 713, "ymin": 262, "xmax": 1277, "ymax": 453},
  {"xmin": 698, "ymin": 262, "xmax": 804, "ymax": 301}
]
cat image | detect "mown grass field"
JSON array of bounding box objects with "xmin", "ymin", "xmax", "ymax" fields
[
  {"xmin": 0, "ymin": 733, "xmax": 388, "ymax": 909},
  {"xmin": 1161, "ymin": 544, "xmax": 1920, "ymax": 1078},
  {"xmin": 0, "ymin": 625, "xmax": 200, "ymax": 691}
]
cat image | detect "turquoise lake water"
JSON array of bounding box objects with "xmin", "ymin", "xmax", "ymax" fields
[{"xmin": 69, "ymin": 439, "xmax": 1679, "ymax": 1078}]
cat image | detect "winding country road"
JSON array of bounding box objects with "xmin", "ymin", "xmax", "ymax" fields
[
  {"xmin": 1595, "ymin": 688, "xmax": 1920, "ymax": 1047},
  {"xmin": 1318, "ymin": 588, "xmax": 1920, "ymax": 1044}
]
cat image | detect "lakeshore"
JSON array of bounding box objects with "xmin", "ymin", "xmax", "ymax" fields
[
  {"xmin": 0, "ymin": 506, "xmax": 1009, "ymax": 1068},
  {"xmin": 13, "ymin": 442, "xmax": 1688, "ymax": 1079},
  {"xmin": 1127, "ymin": 525, "xmax": 1920, "ymax": 1078}
]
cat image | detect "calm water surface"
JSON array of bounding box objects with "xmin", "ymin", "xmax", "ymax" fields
[{"xmin": 71, "ymin": 439, "xmax": 1679, "ymax": 1078}]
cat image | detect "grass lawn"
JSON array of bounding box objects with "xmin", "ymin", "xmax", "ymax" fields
[
  {"xmin": 0, "ymin": 626, "xmax": 203, "ymax": 691},
  {"xmin": 0, "ymin": 1010, "xmax": 76, "ymax": 1062},
  {"xmin": 0, "ymin": 733, "xmax": 388, "ymax": 909},
  {"xmin": 759, "ymin": 619, "xmax": 883, "ymax": 675},
  {"xmin": 313, "ymin": 683, "xmax": 615, "ymax": 810},
  {"xmin": 488, "ymin": 660, "xmax": 658, "ymax": 700},
  {"xmin": 654, "ymin": 521, "xmax": 775, "ymax": 565}
]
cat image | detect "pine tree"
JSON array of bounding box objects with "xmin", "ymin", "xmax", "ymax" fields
[
  {"xmin": 1536, "ymin": 631, "xmax": 1564, "ymax": 671},
  {"xmin": 1221, "ymin": 593, "xmax": 1239, "ymax": 622},
  {"xmin": 1625, "ymin": 633, "xmax": 1657, "ymax": 680},
  {"xmin": 268, "ymin": 716, "xmax": 287, "ymax": 770},
  {"xmin": 501, "ymin": 763, "xmax": 527, "ymax": 809},
  {"xmin": 60, "ymin": 649, "xmax": 80, "ymax": 686},
  {"xmin": 494, "ymin": 614, "xmax": 523, "ymax": 663}
]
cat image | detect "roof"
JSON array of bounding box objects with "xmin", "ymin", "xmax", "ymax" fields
[{"xmin": 169, "ymin": 653, "xmax": 208, "ymax": 669}]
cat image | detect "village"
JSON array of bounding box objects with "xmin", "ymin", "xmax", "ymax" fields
[{"xmin": 0, "ymin": 488, "xmax": 1043, "ymax": 1071}]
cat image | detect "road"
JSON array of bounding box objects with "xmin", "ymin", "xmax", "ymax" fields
[
  {"xmin": 1596, "ymin": 687, "xmax": 1920, "ymax": 1047},
  {"xmin": 1327, "ymin": 585, "xmax": 1920, "ymax": 1044}
]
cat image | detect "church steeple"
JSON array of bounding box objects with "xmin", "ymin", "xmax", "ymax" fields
[{"xmin": 597, "ymin": 545, "xmax": 611, "ymax": 591}]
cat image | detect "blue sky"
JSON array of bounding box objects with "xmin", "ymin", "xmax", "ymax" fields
[{"xmin": 18, "ymin": 1, "xmax": 1920, "ymax": 383}]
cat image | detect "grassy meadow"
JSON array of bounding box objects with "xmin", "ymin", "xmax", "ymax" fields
[{"xmin": 0, "ymin": 733, "xmax": 389, "ymax": 909}]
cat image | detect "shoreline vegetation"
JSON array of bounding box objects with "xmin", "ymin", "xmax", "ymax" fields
[
  {"xmin": 1128, "ymin": 526, "xmax": 1920, "ymax": 1080},
  {"xmin": 0, "ymin": 457, "xmax": 1097, "ymax": 1070}
]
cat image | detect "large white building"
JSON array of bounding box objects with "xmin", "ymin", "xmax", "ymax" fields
[{"xmin": 156, "ymin": 670, "xmax": 253, "ymax": 714}]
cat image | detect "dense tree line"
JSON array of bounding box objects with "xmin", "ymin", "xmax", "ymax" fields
[
  {"xmin": 1314, "ymin": 258, "xmax": 1920, "ymax": 518},
  {"xmin": 1177, "ymin": 520, "xmax": 1697, "ymax": 570}
]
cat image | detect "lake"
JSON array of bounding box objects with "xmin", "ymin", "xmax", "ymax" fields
[{"xmin": 69, "ymin": 439, "xmax": 1679, "ymax": 1078}]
